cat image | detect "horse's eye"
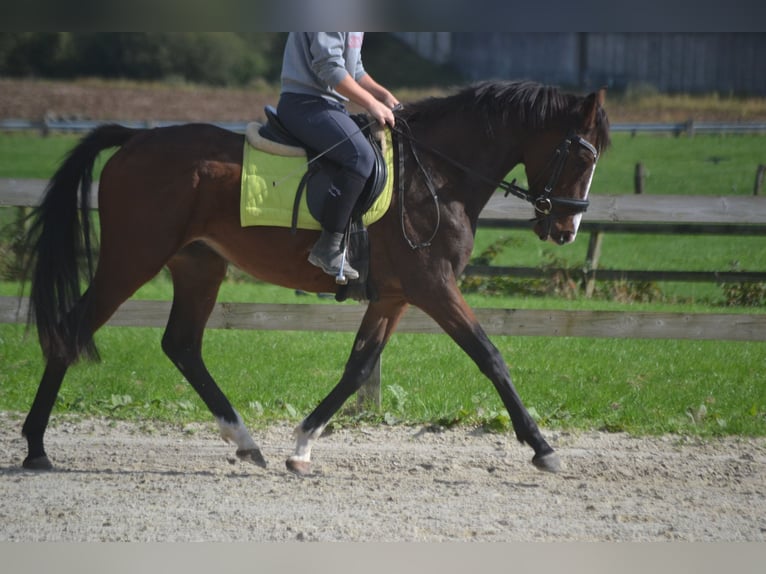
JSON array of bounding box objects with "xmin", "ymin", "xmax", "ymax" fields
[{"xmin": 571, "ymin": 158, "xmax": 590, "ymax": 172}]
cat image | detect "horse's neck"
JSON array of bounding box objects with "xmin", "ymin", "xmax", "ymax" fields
[{"xmin": 418, "ymin": 116, "xmax": 521, "ymax": 211}]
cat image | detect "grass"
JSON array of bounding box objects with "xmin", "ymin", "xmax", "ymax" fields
[
  {"xmin": 1, "ymin": 321, "xmax": 764, "ymax": 437},
  {"xmin": 1, "ymin": 129, "xmax": 765, "ymax": 438},
  {"xmin": 0, "ymin": 132, "xmax": 113, "ymax": 179},
  {"xmin": 501, "ymin": 131, "xmax": 766, "ymax": 198},
  {"xmin": 591, "ymin": 132, "xmax": 766, "ymax": 196}
]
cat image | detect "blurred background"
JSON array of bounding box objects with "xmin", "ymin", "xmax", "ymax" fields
[{"xmin": 2, "ymin": 32, "xmax": 764, "ymax": 94}]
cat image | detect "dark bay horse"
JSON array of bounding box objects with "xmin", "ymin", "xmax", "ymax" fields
[{"xmin": 20, "ymin": 80, "xmax": 609, "ymax": 475}]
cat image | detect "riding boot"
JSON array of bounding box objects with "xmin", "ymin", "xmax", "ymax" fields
[{"xmin": 308, "ymin": 229, "xmax": 359, "ymax": 280}]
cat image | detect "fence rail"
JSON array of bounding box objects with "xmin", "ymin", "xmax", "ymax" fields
[
  {"xmin": 4, "ymin": 178, "xmax": 766, "ymax": 224},
  {"xmin": 2, "ymin": 298, "xmax": 764, "ymax": 342},
  {"xmin": 478, "ymin": 193, "xmax": 766, "ymax": 291},
  {"xmin": 4, "ymin": 178, "xmax": 766, "ymax": 289},
  {"xmin": 3, "ymin": 118, "xmax": 766, "ymax": 136}
]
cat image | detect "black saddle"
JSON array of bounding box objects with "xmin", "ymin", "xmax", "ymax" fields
[
  {"xmin": 260, "ymin": 106, "xmax": 305, "ymax": 148},
  {"xmin": 259, "ymin": 106, "xmax": 387, "ymax": 303},
  {"xmin": 259, "ymin": 105, "xmax": 388, "ymax": 231}
]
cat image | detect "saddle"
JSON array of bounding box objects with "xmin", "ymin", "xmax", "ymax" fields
[
  {"xmin": 258, "ymin": 106, "xmax": 388, "ymax": 232},
  {"xmin": 254, "ymin": 106, "xmax": 390, "ymax": 302}
]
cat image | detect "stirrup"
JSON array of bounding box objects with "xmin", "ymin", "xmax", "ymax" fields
[
  {"xmin": 336, "ymin": 225, "xmax": 357, "ymax": 284},
  {"xmin": 335, "ymin": 246, "xmax": 349, "ymax": 284}
]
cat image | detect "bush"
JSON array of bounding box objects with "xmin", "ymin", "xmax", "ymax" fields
[
  {"xmin": 0, "ymin": 32, "xmax": 286, "ymax": 86},
  {"xmin": 459, "ymin": 236, "xmax": 665, "ymax": 303},
  {"xmin": 0, "ymin": 33, "xmax": 463, "ymax": 89},
  {"xmin": 721, "ymin": 282, "xmax": 766, "ymax": 307},
  {"xmin": 459, "ymin": 240, "xmax": 583, "ymax": 299}
]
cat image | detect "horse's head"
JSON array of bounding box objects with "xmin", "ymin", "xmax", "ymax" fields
[{"xmin": 521, "ymin": 89, "xmax": 609, "ymax": 245}]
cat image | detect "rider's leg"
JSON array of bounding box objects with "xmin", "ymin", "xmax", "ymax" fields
[{"xmin": 277, "ymin": 93, "xmax": 375, "ymax": 279}]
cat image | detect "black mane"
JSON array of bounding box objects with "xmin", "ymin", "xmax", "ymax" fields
[{"xmin": 401, "ymin": 80, "xmax": 610, "ymax": 152}]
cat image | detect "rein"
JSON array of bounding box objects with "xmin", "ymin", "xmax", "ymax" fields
[
  {"xmin": 395, "ymin": 119, "xmax": 440, "ymax": 249},
  {"xmin": 391, "ymin": 119, "xmax": 598, "ymax": 248}
]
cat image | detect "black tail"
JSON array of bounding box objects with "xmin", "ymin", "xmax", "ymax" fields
[{"xmin": 22, "ymin": 124, "xmax": 140, "ymax": 363}]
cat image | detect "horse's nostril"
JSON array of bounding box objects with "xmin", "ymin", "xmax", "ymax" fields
[{"xmin": 557, "ymin": 232, "xmax": 573, "ymax": 245}]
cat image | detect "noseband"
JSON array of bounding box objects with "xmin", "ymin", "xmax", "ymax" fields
[{"xmin": 500, "ymin": 133, "xmax": 599, "ymax": 219}]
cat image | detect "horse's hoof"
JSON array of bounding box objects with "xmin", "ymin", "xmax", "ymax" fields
[
  {"xmin": 286, "ymin": 458, "xmax": 312, "ymax": 476},
  {"xmin": 236, "ymin": 448, "xmax": 267, "ymax": 468},
  {"xmin": 532, "ymin": 451, "xmax": 561, "ymax": 473},
  {"xmin": 23, "ymin": 455, "xmax": 53, "ymax": 471}
]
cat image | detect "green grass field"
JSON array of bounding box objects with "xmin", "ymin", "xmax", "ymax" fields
[
  {"xmin": 1, "ymin": 321, "xmax": 764, "ymax": 437},
  {"xmin": 0, "ymin": 130, "xmax": 764, "ymax": 437}
]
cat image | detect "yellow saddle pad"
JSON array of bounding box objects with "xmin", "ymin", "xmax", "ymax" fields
[{"xmin": 240, "ymin": 125, "xmax": 394, "ymax": 230}]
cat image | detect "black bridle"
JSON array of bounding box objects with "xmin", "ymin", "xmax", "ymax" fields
[
  {"xmin": 392, "ymin": 120, "xmax": 598, "ymax": 248},
  {"xmin": 501, "ymin": 133, "xmax": 598, "ymax": 218}
]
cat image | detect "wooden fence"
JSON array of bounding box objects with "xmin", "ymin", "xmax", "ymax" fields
[
  {"xmin": 2, "ymin": 180, "xmax": 765, "ymax": 403},
  {"xmin": 3, "ymin": 118, "xmax": 766, "ymax": 136},
  {"xmin": 476, "ymin": 192, "xmax": 766, "ymax": 295}
]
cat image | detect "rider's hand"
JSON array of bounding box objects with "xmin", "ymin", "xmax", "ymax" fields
[{"xmin": 368, "ymin": 100, "xmax": 396, "ymax": 128}]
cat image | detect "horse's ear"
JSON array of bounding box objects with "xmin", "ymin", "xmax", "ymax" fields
[
  {"xmin": 583, "ymin": 87, "xmax": 606, "ymax": 129},
  {"xmin": 597, "ymin": 86, "xmax": 607, "ymax": 107}
]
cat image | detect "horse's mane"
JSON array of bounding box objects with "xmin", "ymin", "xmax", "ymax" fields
[{"xmin": 401, "ymin": 80, "xmax": 610, "ymax": 152}]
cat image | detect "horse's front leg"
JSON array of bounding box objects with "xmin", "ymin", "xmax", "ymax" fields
[
  {"xmin": 287, "ymin": 297, "xmax": 408, "ymax": 475},
  {"xmin": 412, "ymin": 282, "xmax": 560, "ymax": 472}
]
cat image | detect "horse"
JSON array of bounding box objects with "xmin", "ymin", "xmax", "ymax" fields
[{"xmin": 19, "ymin": 80, "xmax": 609, "ymax": 475}]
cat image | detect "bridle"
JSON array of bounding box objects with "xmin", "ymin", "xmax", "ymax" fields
[
  {"xmin": 502, "ymin": 133, "xmax": 598, "ymax": 218},
  {"xmin": 502, "ymin": 133, "xmax": 599, "ymax": 240},
  {"xmin": 391, "ymin": 119, "xmax": 599, "ymax": 248}
]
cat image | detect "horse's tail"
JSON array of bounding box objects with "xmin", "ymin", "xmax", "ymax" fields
[{"xmin": 22, "ymin": 124, "xmax": 140, "ymax": 363}]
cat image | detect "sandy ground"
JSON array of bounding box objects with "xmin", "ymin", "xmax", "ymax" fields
[{"xmin": 1, "ymin": 411, "xmax": 764, "ymax": 542}]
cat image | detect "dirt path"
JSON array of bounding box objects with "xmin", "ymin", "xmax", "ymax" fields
[
  {"xmin": 1, "ymin": 411, "xmax": 764, "ymax": 542},
  {"xmin": 0, "ymin": 78, "xmax": 274, "ymax": 123}
]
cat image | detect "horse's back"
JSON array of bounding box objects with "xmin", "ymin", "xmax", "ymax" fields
[
  {"xmin": 101, "ymin": 123, "xmax": 243, "ymax": 197},
  {"xmin": 97, "ymin": 123, "xmax": 245, "ymax": 249},
  {"xmin": 107, "ymin": 123, "xmax": 243, "ymax": 167}
]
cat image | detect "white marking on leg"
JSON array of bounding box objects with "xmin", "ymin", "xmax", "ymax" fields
[
  {"xmin": 287, "ymin": 422, "xmax": 326, "ymax": 463},
  {"xmin": 217, "ymin": 409, "xmax": 259, "ymax": 452}
]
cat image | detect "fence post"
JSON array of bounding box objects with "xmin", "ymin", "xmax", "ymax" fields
[
  {"xmin": 634, "ymin": 163, "xmax": 645, "ymax": 194},
  {"xmin": 685, "ymin": 119, "xmax": 696, "ymax": 138},
  {"xmin": 356, "ymin": 355, "xmax": 381, "ymax": 409},
  {"xmin": 583, "ymin": 231, "xmax": 604, "ymax": 298},
  {"xmin": 754, "ymin": 164, "xmax": 765, "ymax": 196}
]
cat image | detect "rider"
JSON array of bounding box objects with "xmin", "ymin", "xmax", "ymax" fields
[{"xmin": 277, "ymin": 32, "xmax": 399, "ymax": 280}]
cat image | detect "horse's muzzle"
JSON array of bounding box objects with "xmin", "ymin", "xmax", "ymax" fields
[{"xmin": 535, "ymin": 218, "xmax": 576, "ymax": 245}]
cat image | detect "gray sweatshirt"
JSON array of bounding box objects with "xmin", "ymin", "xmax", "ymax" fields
[{"xmin": 280, "ymin": 32, "xmax": 367, "ymax": 103}]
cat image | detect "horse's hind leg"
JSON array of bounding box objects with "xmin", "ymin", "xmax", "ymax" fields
[
  {"xmin": 22, "ymin": 262, "xmax": 166, "ymax": 469},
  {"xmin": 21, "ymin": 357, "xmax": 69, "ymax": 469},
  {"xmin": 162, "ymin": 242, "xmax": 266, "ymax": 467},
  {"xmin": 286, "ymin": 297, "xmax": 408, "ymax": 475}
]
